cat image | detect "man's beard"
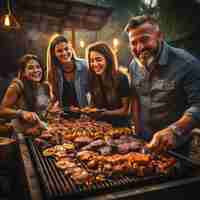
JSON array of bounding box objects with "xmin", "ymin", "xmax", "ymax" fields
[
  {"xmin": 139, "ymin": 49, "xmax": 154, "ymax": 64},
  {"xmin": 134, "ymin": 42, "xmax": 161, "ymax": 71},
  {"xmin": 137, "ymin": 49, "xmax": 157, "ymax": 71}
]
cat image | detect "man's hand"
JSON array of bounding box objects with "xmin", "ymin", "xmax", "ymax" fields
[{"xmin": 147, "ymin": 127, "xmax": 176, "ymax": 153}]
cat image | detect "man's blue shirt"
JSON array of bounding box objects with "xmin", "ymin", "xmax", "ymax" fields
[{"xmin": 129, "ymin": 42, "xmax": 200, "ymax": 135}]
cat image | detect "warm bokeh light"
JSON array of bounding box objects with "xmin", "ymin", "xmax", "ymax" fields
[
  {"xmin": 113, "ymin": 38, "xmax": 119, "ymax": 48},
  {"xmin": 4, "ymin": 15, "xmax": 10, "ymax": 26},
  {"xmin": 80, "ymin": 40, "xmax": 85, "ymax": 48}
]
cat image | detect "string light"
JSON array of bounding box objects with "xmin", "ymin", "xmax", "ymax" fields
[
  {"xmin": 0, "ymin": 0, "xmax": 21, "ymax": 30},
  {"xmin": 80, "ymin": 40, "xmax": 85, "ymax": 48}
]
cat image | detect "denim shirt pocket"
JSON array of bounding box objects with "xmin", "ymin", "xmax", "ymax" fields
[
  {"xmin": 134, "ymin": 78, "xmax": 150, "ymax": 95},
  {"xmin": 151, "ymin": 80, "xmax": 175, "ymax": 91},
  {"xmin": 151, "ymin": 80, "xmax": 176, "ymax": 103}
]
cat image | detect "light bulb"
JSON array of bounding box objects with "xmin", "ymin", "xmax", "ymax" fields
[
  {"xmin": 80, "ymin": 40, "xmax": 85, "ymax": 48},
  {"xmin": 113, "ymin": 38, "xmax": 119, "ymax": 48},
  {"xmin": 4, "ymin": 15, "xmax": 10, "ymax": 26}
]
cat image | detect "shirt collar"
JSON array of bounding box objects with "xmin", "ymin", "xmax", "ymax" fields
[
  {"xmin": 74, "ymin": 58, "xmax": 84, "ymax": 72},
  {"xmin": 158, "ymin": 41, "xmax": 169, "ymax": 67}
]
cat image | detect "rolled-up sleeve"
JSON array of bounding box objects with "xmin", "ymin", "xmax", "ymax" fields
[{"xmin": 183, "ymin": 60, "xmax": 200, "ymax": 123}]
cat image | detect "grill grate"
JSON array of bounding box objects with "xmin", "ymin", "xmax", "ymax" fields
[{"xmin": 27, "ymin": 138, "xmax": 187, "ymax": 200}]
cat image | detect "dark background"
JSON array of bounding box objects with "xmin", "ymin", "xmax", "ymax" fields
[{"xmin": 0, "ymin": 0, "xmax": 200, "ymax": 76}]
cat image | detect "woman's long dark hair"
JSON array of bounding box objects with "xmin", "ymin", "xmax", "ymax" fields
[
  {"xmin": 18, "ymin": 54, "xmax": 45, "ymax": 111},
  {"xmin": 86, "ymin": 42, "xmax": 120, "ymax": 109},
  {"xmin": 47, "ymin": 35, "xmax": 79, "ymax": 104},
  {"xmin": 50, "ymin": 35, "xmax": 68, "ymax": 69}
]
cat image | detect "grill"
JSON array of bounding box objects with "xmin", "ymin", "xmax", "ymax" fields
[{"xmin": 26, "ymin": 138, "xmax": 198, "ymax": 200}]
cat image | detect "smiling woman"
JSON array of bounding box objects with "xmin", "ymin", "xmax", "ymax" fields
[
  {"xmin": 85, "ymin": 42, "xmax": 134, "ymax": 127},
  {"xmin": 0, "ymin": 54, "xmax": 54, "ymax": 136},
  {"xmin": 46, "ymin": 34, "xmax": 89, "ymax": 110},
  {"xmin": 22, "ymin": 59, "xmax": 43, "ymax": 82}
]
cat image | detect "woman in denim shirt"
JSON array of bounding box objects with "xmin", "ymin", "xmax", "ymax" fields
[{"xmin": 47, "ymin": 35, "xmax": 88, "ymax": 110}]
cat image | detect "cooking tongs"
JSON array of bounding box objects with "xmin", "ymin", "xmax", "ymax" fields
[
  {"xmin": 35, "ymin": 115, "xmax": 48, "ymax": 130},
  {"xmin": 142, "ymin": 144, "xmax": 200, "ymax": 168}
]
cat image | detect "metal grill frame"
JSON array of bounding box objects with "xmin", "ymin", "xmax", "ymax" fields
[{"xmin": 27, "ymin": 138, "xmax": 194, "ymax": 200}]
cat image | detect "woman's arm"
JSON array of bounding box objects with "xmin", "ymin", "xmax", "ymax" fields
[
  {"xmin": 0, "ymin": 81, "xmax": 39, "ymax": 123},
  {"xmin": 0, "ymin": 82, "xmax": 22, "ymax": 119},
  {"xmin": 102, "ymin": 97, "xmax": 130, "ymax": 116}
]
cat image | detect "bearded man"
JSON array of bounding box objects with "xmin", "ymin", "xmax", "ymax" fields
[{"xmin": 125, "ymin": 15, "xmax": 200, "ymax": 154}]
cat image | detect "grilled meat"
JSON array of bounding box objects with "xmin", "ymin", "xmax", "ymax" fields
[
  {"xmin": 98, "ymin": 146, "xmax": 112, "ymax": 155},
  {"xmin": 74, "ymin": 136, "xmax": 93, "ymax": 147},
  {"xmin": 77, "ymin": 150, "xmax": 99, "ymax": 161},
  {"xmin": 55, "ymin": 158, "xmax": 76, "ymax": 170},
  {"xmin": 71, "ymin": 170, "xmax": 92, "ymax": 185},
  {"xmin": 81, "ymin": 139, "xmax": 105, "ymax": 151}
]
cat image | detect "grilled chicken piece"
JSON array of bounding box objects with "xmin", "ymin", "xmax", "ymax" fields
[
  {"xmin": 54, "ymin": 151, "xmax": 67, "ymax": 159},
  {"xmin": 64, "ymin": 166, "xmax": 81, "ymax": 175},
  {"xmin": 74, "ymin": 136, "xmax": 93, "ymax": 147},
  {"xmin": 71, "ymin": 170, "xmax": 92, "ymax": 184},
  {"xmin": 126, "ymin": 152, "xmax": 151, "ymax": 165},
  {"xmin": 102, "ymin": 163, "xmax": 113, "ymax": 173},
  {"xmin": 87, "ymin": 159, "xmax": 99, "ymax": 169},
  {"xmin": 76, "ymin": 150, "xmax": 98, "ymax": 161},
  {"xmin": 81, "ymin": 139, "xmax": 105, "ymax": 151},
  {"xmin": 55, "ymin": 158, "xmax": 76, "ymax": 170}
]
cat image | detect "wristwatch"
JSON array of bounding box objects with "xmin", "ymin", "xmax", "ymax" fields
[{"xmin": 169, "ymin": 124, "xmax": 184, "ymax": 137}]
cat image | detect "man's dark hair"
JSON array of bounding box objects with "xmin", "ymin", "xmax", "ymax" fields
[{"xmin": 124, "ymin": 15, "xmax": 158, "ymax": 33}]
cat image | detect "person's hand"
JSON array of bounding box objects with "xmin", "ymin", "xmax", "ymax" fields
[
  {"xmin": 48, "ymin": 101, "xmax": 62, "ymax": 113},
  {"xmin": 25, "ymin": 124, "xmax": 41, "ymax": 137},
  {"xmin": 69, "ymin": 106, "xmax": 80, "ymax": 112},
  {"xmin": 146, "ymin": 127, "xmax": 176, "ymax": 153},
  {"xmin": 20, "ymin": 111, "xmax": 39, "ymax": 124},
  {"xmin": 90, "ymin": 108, "xmax": 108, "ymax": 119},
  {"xmin": 98, "ymin": 109, "xmax": 109, "ymax": 116}
]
